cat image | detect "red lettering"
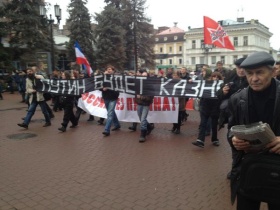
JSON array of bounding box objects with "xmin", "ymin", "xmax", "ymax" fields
[
  {"xmin": 116, "ymin": 98, "xmax": 124, "ymax": 110},
  {"xmin": 86, "ymin": 94, "xmax": 95, "ymax": 104},
  {"xmin": 153, "ymin": 97, "xmax": 161, "ymax": 111},
  {"xmin": 98, "ymin": 97, "xmax": 105, "ymax": 108},
  {"xmin": 162, "ymin": 97, "xmax": 170, "ymax": 111},
  {"xmin": 81, "ymin": 92, "xmax": 89, "ymax": 100},
  {"xmin": 171, "ymin": 97, "xmax": 176, "ymax": 111}
]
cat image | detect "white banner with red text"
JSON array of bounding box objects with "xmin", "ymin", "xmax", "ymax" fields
[{"xmin": 78, "ymin": 90, "xmax": 179, "ymax": 123}]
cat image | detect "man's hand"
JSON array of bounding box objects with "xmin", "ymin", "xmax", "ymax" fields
[
  {"xmin": 232, "ymin": 136, "xmax": 251, "ymax": 151},
  {"xmin": 222, "ymin": 85, "xmax": 230, "ymax": 95},
  {"xmin": 266, "ymin": 137, "xmax": 280, "ymax": 154}
]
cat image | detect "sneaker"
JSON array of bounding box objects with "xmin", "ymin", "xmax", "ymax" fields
[
  {"xmin": 102, "ymin": 131, "xmax": 110, "ymax": 136},
  {"xmin": 139, "ymin": 136, "xmax": 146, "ymax": 143},
  {"xmin": 17, "ymin": 123, "xmax": 28, "ymax": 129},
  {"xmin": 43, "ymin": 122, "xmax": 51, "ymax": 127},
  {"xmin": 97, "ymin": 119, "xmax": 104, "ymax": 125},
  {"xmin": 174, "ymin": 129, "xmax": 180, "ymax": 134},
  {"xmin": 128, "ymin": 126, "xmax": 136, "ymax": 131},
  {"xmin": 69, "ymin": 124, "xmax": 78, "ymax": 128},
  {"xmin": 212, "ymin": 140, "xmax": 220, "ymax": 146},
  {"xmin": 192, "ymin": 140, "xmax": 204, "ymax": 148},
  {"xmin": 111, "ymin": 126, "xmax": 121, "ymax": 131},
  {"xmin": 58, "ymin": 126, "xmax": 66, "ymax": 132}
]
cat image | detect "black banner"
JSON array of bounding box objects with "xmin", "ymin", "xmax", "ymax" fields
[{"xmin": 35, "ymin": 74, "xmax": 223, "ymax": 98}]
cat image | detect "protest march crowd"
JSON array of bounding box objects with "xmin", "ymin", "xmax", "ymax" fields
[{"xmin": 3, "ymin": 51, "xmax": 280, "ymax": 209}]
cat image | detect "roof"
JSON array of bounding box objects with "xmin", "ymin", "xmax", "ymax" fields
[{"xmin": 157, "ymin": 26, "xmax": 185, "ymax": 35}]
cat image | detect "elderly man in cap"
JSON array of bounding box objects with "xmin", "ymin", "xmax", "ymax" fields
[{"xmin": 227, "ymin": 51, "xmax": 280, "ymax": 209}]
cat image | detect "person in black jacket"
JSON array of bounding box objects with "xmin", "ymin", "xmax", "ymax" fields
[
  {"xmin": 135, "ymin": 71, "xmax": 154, "ymax": 142},
  {"xmin": 228, "ymin": 51, "xmax": 280, "ymax": 209},
  {"xmin": 101, "ymin": 65, "xmax": 121, "ymax": 136},
  {"xmin": 216, "ymin": 57, "xmax": 249, "ymax": 179},
  {"xmin": 192, "ymin": 68, "xmax": 223, "ymax": 148},
  {"xmin": 58, "ymin": 71, "xmax": 78, "ymax": 132}
]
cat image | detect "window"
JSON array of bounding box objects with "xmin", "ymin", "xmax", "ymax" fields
[
  {"xmin": 174, "ymin": 36, "xmax": 177, "ymax": 40},
  {"xmin": 192, "ymin": 40, "xmax": 196, "ymax": 49},
  {"xmin": 164, "ymin": 37, "xmax": 168, "ymax": 41},
  {"xmin": 155, "ymin": 38, "xmax": 159, "ymax": 42},
  {"xmin": 160, "ymin": 60, "xmax": 163, "ymax": 64},
  {"xmin": 233, "ymin": 55, "xmax": 238, "ymax": 63},
  {"xmin": 160, "ymin": 47, "xmax": 163, "ymax": 53},
  {"xmin": 234, "ymin": 37, "xmax": 238, "ymax": 47},
  {"xmin": 179, "ymin": 46, "xmax": 182, "ymax": 52},
  {"xmin": 199, "ymin": 57, "xmax": 204, "ymax": 64},
  {"xmin": 179, "ymin": 58, "xmax": 182, "ymax": 64},
  {"xmin": 201, "ymin": 40, "xmax": 204, "ymax": 48},
  {"xmin": 221, "ymin": 56, "xmax": 225, "ymax": 64},
  {"xmin": 169, "ymin": 59, "xmax": 172, "ymax": 65},
  {"xmin": 169, "ymin": 47, "xmax": 172, "ymax": 53},
  {"xmin": 191, "ymin": 57, "xmax": 196, "ymax": 65},
  {"xmin": 211, "ymin": 56, "xmax": 216, "ymax": 65},
  {"xmin": 243, "ymin": 36, "xmax": 248, "ymax": 46}
]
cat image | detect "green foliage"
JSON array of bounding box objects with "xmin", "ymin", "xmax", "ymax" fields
[
  {"xmin": 2, "ymin": 0, "xmax": 50, "ymax": 50},
  {"xmin": 0, "ymin": 0, "xmax": 51, "ymax": 65},
  {"xmin": 93, "ymin": 5, "xmax": 126, "ymax": 70},
  {"xmin": 66, "ymin": 0, "xmax": 95, "ymax": 69},
  {"xmin": 93, "ymin": 0, "xmax": 155, "ymax": 70}
]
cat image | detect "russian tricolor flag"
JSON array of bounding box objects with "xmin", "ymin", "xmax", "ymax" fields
[{"xmin": 74, "ymin": 41, "xmax": 93, "ymax": 76}]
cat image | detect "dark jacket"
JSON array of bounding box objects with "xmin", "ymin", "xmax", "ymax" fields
[
  {"xmin": 135, "ymin": 95, "xmax": 154, "ymax": 106},
  {"xmin": 101, "ymin": 89, "xmax": 119, "ymax": 101},
  {"xmin": 216, "ymin": 69, "xmax": 249, "ymax": 101},
  {"xmin": 227, "ymin": 78, "xmax": 280, "ymax": 203},
  {"xmin": 199, "ymin": 97, "xmax": 221, "ymax": 117}
]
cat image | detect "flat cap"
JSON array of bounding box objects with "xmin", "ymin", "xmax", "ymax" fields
[
  {"xmin": 240, "ymin": 51, "xmax": 275, "ymax": 69},
  {"xmin": 234, "ymin": 57, "xmax": 246, "ymax": 66}
]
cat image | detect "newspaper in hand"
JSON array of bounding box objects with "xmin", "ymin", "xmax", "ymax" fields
[{"xmin": 230, "ymin": 121, "xmax": 275, "ymax": 152}]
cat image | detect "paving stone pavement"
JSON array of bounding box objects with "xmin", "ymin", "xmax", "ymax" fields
[{"xmin": 0, "ymin": 92, "xmax": 268, "ymax": 210}]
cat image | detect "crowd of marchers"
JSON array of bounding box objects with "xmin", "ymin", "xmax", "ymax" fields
[{"xmin": 3, "ymin": 52, "xmax": 280, "ymax": 210}]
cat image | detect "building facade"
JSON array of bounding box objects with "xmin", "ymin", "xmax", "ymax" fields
[
  {"xmin": 154, "ymin": 23, "xmax": 185, "ymax": 70},
  {"xmin": 154, "ymin": 18, "xmax": 278, "ymax": 72},
  {"xmin": 184, "ymin": 18, "xmax": 277, "ymax": 70}
]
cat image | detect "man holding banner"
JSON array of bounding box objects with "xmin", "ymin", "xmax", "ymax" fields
[
  {"xmin": 101, "ymin": 65, "xmax": 121, "ymax": 136},
  {"xmin": 135, "ymin": 70, "xmax": 154, "ymax": 143}
]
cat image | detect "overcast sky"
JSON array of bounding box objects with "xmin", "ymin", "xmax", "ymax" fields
[{"xmin": 48, "ymin": 0, "xmax": 280, "ymax": 51}]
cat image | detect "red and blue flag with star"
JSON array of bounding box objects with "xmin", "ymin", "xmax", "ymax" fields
[{"xmin": 204, "ymin": 16, "xmax": 235, "ymax": 50}]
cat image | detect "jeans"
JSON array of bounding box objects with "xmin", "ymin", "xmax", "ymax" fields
[
  {"xmin": 137, "ymin": 105, "xmax": 150, "ymax": 131},
  {"xmin": 197, "ymin": 112, "xmax": 218, "ymax": 142},
  {"xmin": 24, "ymin": 100, "xmax": 50, "ymax": 125},
  {"xmin": 104, "ymin": 99, "xmax": 120, "ymax": 133}
]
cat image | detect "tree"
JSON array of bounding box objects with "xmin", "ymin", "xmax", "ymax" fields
[
  {"xmin": 0, "ymin": 0, "xmax": 51, "ymax": 65},
  {"xmin": 93, "ymin": 5, "xmax": 126, "ymax": 70},
  {"xmin": 99, "ymin": 0, "xmax": 155, "ymax": 70},
  {"xmin": 122, "ymin": 0, "xmax": 155, "ymax": 70},
  {"xmin": 67, "ymin": 0, "xmax": 95, "ymax": 70}
]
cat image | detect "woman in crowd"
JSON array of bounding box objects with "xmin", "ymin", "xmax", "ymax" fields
[
  {"xmin": 192, "ymin": 69, "xmax": 223, "ymax": 148},
  {"xmin": 58, "ymin": 71, "xmax": 78, "ymax": 132},
  {"xmin": 170, "ymin": 71, "xmax": 186, "ymax": 134}
]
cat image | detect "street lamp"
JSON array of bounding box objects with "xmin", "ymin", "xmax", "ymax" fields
[
  {"xmin": 39, "ymin": 4, "xmax": 61, "ymax": 71},
  {"xmin": 131, "ymin": 21, "xmax": 138, "ymax": 73},
  {"xmin": 202, "ymin": 44, "xmax": 213, "ymax": 65}
]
